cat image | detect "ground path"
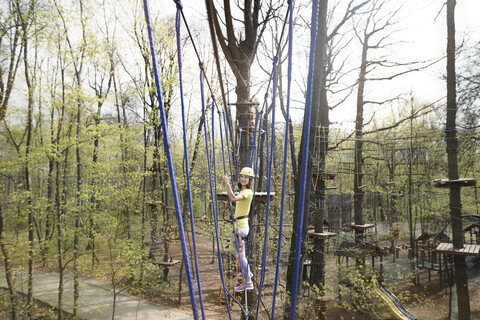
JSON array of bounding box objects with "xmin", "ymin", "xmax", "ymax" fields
[{"xmin": 0, "ymin": 268, "xmax": 194, "ymax": 319}]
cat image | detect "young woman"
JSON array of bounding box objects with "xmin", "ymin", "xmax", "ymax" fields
[{"xmin": 223, "ymin": 167, "xmax": 255, "ymax": 292}]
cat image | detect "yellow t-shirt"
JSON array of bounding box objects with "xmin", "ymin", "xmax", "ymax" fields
[{"xmin": 234, "ymin": 188, "xmax": 253, "ymax": 230}]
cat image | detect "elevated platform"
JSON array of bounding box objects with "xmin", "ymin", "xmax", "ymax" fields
[
  {"xmin": 435, "ymin": 243, "xmax": 480, "ymax": 256},
  {"xmin": 149, "ymin": 244, "xmax": 180, "ymax": 268},
  {"xmin": 153, "ymin": 259, "xmax": 180, "ymax": 267},
  {"xmin": 350, "ymin": 223, "xmax": 375, "ymax": 231},
  {"xmin": 216, "ymin": 192, "xmax": 275, "ymax": 203},
  {"xmin": 307, "ymin": 230, "xmax": 337, "ymax": 240},
  {"xmin": 434, "ymin": 178, "xmax": 476, "ymax": 188}
]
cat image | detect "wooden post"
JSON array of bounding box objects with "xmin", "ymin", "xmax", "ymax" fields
[
  {"xmin": 314, "ymin": 298, "xmax": 326, "ymax": 320},
  {"xmin": 439, "ymin": 253, "xmax": 443, "ymax": 289}
]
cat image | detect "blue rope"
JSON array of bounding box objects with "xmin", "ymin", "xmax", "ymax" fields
[
  {"xmin": 271, "ymin": 1, "xmax": 294, "ymax": 318},
  {"xmin": 290, "ymin": 0, "xmax": 319, "ymax": 318},
  {"xmin": 217, "ymin": 107, "xmax": 257, "ymax": 318},
  {"xmin": 244, "ymin": 109, "xmax": 263, "ymax": 297},
  {"xmin": 210, "ymin": 98, "xmax": 249, "ymax": 314},
  {"xmin": 248, "ymin": 108, "xmax": 260, "ymax": 168},
  {"xmin": 173, "ymin": 2, "xmax": 205, "ymax": 318},
  {"xmin": 216, "ymin": 109, "xmax": 242, "ymax": 272},
  {"xmin": 221, "ymin": 111, "xmax": 235, "ymax": 185},
  {"xmin": 199, "ymin": 71, "xmax": 232, "ymax": 318},
  {"xmin": 254, "ymin": 55, "xmax": 278, "ymax": 319},
  {"xmin": 246, "ymin": 109, "xmax": 264, "ymax": 260},
  {"xmin": 142, "ymin": 0, "xmax": 198, "ymax": 318}
]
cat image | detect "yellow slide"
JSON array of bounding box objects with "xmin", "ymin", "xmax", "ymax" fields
[{"xmin": 375, "ymin": 284, "xmax": 417, "ymax": 320}]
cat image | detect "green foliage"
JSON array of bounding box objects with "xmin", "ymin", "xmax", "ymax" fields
[{"xmin": 335, "ymin": 264, "xmax": 391, "ymax": 319}]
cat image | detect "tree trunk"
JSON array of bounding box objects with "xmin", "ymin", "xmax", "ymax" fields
[
  {"xmin": 446, "ymin": 1, "xmax": 470, "ymax": 319},
  {"xmin": 285, "ymin": 1, "xmax": 324, "ymax": 317},
  {"xmin": 73, "ymin": 92, "xmax": 82, "ymax": 319},
  {"xmin": 56, "ymin": 153, "xmax": 65, "ymax": 320},
  {"xmin": 310, "ymin": 0, "xmax": 329, "ymax": 295},
  {"xmin": 17, "ymin": 0, "xmax": 36, "ymax": 314},
  {"xmin": 0, "ymin": 202, "xmax": 17, "ymax": 320},
  {"xmin": 353, "ymin": 30, "xmax": 368, "ymax": 243},
  {"xmin": 56, "ymin": 65, "xmax": 68, "ymax": 320},
  {"xmin": 234, "ymin": 65, "xmax": 255, "ymax": 166}
]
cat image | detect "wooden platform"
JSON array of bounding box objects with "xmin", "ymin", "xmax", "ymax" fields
[
  {"xmin": 434, "ymin": 178, "xmax": 476, "ymax": 188},
  {"xmin": 153, "ymin": 259, "xmax": 180, "ymax": 267},
  {"xmin": 351, "ymin": 223, "xmax": 375, "ymax": 230},
  {"xmin": 307, "ymin": 230, "xmax": 337, "ymax": 239},
  {"xmin": 435, "ymin": 243, "xmax": 480, "ymax": 256},
  {"xmin": 216, "ymin": 192, "xmax": 275, "ymax": 203},
  {"xmin": 149, "ymin": 244, "xmax": 180, "ymax": 267}
]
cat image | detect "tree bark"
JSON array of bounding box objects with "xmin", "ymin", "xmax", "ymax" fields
[
  {"xmin": 0, "ymin": 2, "xmax": 22, "ymax": 122},
  {"xmin": 353, "ymin": 22, "xmax": 369, "ymax": 244},
  {"xmin": 446, "ymin": 1, "xmax": 471, "ymax": 319},
  {"xmin": 285, "ymin": 1, "xmax": 326, "ymax": 317},
  {"xmin": 0, "ymin": 202, "xmax": 17, "ymax": 320},
  {"xmin": 310, "ymin": 0, "xmax": 329, "ymax": 295},
  {"xmin": 15, "ymin": 0, "xmax": 36, "ymax": 315},
  {"xmin": 205, "ymin": 0, "xmax": 272, "ymax": 167}
]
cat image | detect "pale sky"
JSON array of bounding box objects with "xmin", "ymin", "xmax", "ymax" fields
[{"xmin": 159, "ymin": 0, "xmax": 480, "ymax": 128}]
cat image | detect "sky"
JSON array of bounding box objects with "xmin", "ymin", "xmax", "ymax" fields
[
  {"xmin": 385, "ymin": 0, "xmax": 480, "ymax": 101},
  {"xmin": 158, "ymin": 0, "xmax": 480, "ymax": 128}
]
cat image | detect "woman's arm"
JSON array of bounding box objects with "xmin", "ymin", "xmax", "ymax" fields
[{"xmin": 223, "ymin": 175, "xmax": 245, "ymax": 202}]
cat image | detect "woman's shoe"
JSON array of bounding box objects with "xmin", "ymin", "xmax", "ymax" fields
[{"xmin": 234, "ymin": 281, "xmax": 254, "ymax": 292}]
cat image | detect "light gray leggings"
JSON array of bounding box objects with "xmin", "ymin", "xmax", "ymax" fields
[{"xmin": 231, "ymin": 228, "xmax": 252, "ymax": 283}]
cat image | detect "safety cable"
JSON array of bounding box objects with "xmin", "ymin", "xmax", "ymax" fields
[
  {"xmin": 290, "ymin": 0, "xmax": 319, "ymax": 318},
  {"xmin": 142, "ymin": 0, "xmax": 199, "ymax": 318},
  {"xmin": 173, "ymin": 1, "xmax": 206, "ymax": 317}
]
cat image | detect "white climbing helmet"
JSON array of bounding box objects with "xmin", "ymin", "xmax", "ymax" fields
[{"xmin": 239, "ymin": 167, "xmax": 255, "ymax": 178}]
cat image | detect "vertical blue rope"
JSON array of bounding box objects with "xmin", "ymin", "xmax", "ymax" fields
[
  {"xmin": 173, "ymin": 1, "xmax": 205, "ymax": 318},
  {"xmin": 142, "ymin": 1, "xmax": 198, "ymax": 318},
  {"xmin": 211, "ymin": 98, "xmax": 249, "ymax": 314},
  {"xmin": 248, "ymin": 108, "xmax": 260, "ymax": 168},
  {"xmin": 244, "ymin": 109, "xmax": 262, "ymax": 292},
  {"xmin": 290, "ymin": 0, "xmax": 319, "ymax": 318},
  {"xmin": 199, "ymin": 70, "xmax": 232, "ymax": 318},
  {"xmin": 246, "ymin": 110, "xmax": 263, "ymax": 260},
  {"xmin": 222, "ymin": 111, "xmax": 235, "ymax": 184},
  {"xmin": 217, "ymin": 109, "xmax": 243, "ymax": 275},
  {"xmin": 271, "ymin": 1, "xmax": 294, "ymax": 318},
  {"xmin": 255, "ymin": 56, "xmax": 278, "ymax": 319}
]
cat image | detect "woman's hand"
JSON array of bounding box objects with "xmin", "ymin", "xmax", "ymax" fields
[
  {"xmin": 223, "ymin": 175, "xmax": 230, "ymax": 187},
  {"xmin": 223, "ymin": 175, "xmax": 237, "ymax": 201}
]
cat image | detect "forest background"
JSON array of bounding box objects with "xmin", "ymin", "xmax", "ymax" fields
[{"xmin": 1, "ymin": 0, "xmax": 480, "ymax": 319}]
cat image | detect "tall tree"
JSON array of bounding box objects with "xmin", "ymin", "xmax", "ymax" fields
[
  {"xmin": 445, "ymin": 0, "xmax": 471, "ymax": 319},
  {"xmin": 349, "ymin": 0, "xmax": 430, "ymax": 246},
  {"xmin": 285, "ymin": 1, "xmax": 328, "ymax": 318},
  {"xmin": 310, "ymin": 0, "xmax": 329, "ymax": 295},
  {"xmin": 14, "ymin": 0, "xmax": 36, "ymax": 316},
  {"xmin": 205, "ymin": 0, "xmax": 276, "ymax": 166},
  {"xmin": 0, "ymin": 1, "xmax": 22, "ymax": 121},
  {"xmin": 54, "ymin": 0, "xmax": 90, "ymax": 315}
]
